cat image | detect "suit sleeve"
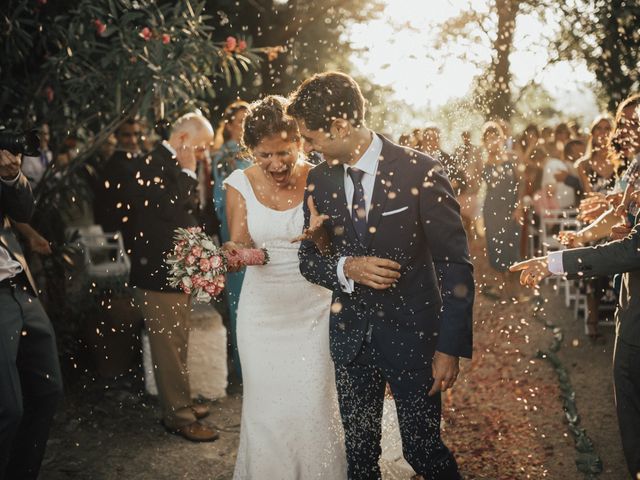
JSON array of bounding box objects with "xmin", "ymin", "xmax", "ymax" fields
[
  {"xmin": 419, "ymin": 161, "xmax": 474, "ymax": 359},
  {"xmin": 298, "ymin": 170, "xmax": 342, "ymax": 292},
  {"xmin": 127, "ymin": 156, "xmax": 198, "ymax": 218},
  {"xmin": 0, "ymin": 172, "xmax": 35, "ymax": 223},
  {"xmin": 563, "ymin": 215, "xmax": 640, "ymax": 278}
]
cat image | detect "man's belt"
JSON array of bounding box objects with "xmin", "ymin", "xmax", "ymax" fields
[{"xmin": 0, "ymin": 272, "xmax": 30, "ymax": 291}]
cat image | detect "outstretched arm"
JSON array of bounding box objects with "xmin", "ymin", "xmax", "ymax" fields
[{"xmin": 298, "ymin": 184, "xmax": 342, "ymax": 291}]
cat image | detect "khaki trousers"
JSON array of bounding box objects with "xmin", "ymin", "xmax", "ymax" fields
[{"xmin": 136, "ymin": 289, "xmax": 196, "ymax": 429}]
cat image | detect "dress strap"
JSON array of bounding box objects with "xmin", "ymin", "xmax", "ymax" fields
[{"xmin": 223, "ymin": 169, "xmax": 254, "ymax": 203}]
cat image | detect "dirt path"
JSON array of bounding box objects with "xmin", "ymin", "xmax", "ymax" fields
[{"xmin": 40, "ymin": 242, "xmax": 627, "ymax": 479}]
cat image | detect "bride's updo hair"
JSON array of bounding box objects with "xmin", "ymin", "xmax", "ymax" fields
[{"xmin": 242, "ymin": 95, "xmax": 300, "ymax": 149}]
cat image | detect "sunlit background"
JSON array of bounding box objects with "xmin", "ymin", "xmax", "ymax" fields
[{"xmin": 345, "ymin": 0, "xmax": 600, "ymax": 140}]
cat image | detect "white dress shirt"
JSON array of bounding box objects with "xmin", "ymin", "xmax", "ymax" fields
[
  {"xmin": 0, "ymin": 172, "xmax": 25, "ymax": 281},
  {"xmin": 547, "ymin": 250, "xmax": 565, "ymax": 275},
  {"xmin": 161, "ymin": 140, "xmax": 197, "ymax": 180},
  {"xmin": 337, "ymin": 133, "xmax": 383, "ymax": 293}
]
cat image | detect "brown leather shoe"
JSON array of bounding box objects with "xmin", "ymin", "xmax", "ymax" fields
[
  {"xmin": 190, "ymin": 403, "xmax": 210, "ymax": 420},
  {"xmin": 166, "ymin": 421, "xmax": 219, "ymax": 442}
]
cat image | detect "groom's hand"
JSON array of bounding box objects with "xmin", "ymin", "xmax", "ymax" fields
[
  {"xmin": 428, "ymin": 351, "xmax": 459, "ymax": 396},
  {"xmin": 344, "ymin": 256, "xmax": 401, "ymax": 289}
]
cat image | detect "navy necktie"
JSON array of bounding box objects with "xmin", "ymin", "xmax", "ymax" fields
[{"xmin": 347, "ymin": 167, "xmax": 367, "ymax": 243}]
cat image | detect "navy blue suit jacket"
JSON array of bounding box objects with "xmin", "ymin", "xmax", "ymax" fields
[{"xmin": 298, "ymin": 136, "xmax": 474, "ymax": 370}]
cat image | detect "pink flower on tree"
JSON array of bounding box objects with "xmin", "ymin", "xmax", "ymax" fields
[
  {"xmin": 140, "ymin": 27, "xmax": 152, "ymax": 41},
  {"xmin": 44, "ymin": 86, "xmax": 54, "ymax": 103},
  {"xmin": 225, "ymin": 36, "xmax": 237, "ymax": 52},
  {"xmin": 93, "ymin": 19, "xmax": 106, "ymax": 36},
  {"xmin": 162, "ymin": 34, "xmax": 171, "ymax": 44}
]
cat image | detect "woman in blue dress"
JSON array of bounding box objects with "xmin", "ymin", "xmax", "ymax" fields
[
  {"xmin": 212, "ymin": 101, "xmax": 251, "ymax": 380},
  {"xmin": 481, "ymin": 121, "xmax": 527, "ymax": 300}
]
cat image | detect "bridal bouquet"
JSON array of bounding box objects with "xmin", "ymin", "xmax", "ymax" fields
[{"xmin": 166, "ymin": 227, "xmax": 269, "ymax": 303}]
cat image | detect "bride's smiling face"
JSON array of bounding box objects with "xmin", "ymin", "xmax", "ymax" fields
[{"xmin": 252, "ymin": 132, "xmax": 301, "ymax": 187}]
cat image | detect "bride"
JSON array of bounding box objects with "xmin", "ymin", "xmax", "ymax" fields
[{"xmin": 223, "ymin": 95, "xmax": 347, "ymax": 479}]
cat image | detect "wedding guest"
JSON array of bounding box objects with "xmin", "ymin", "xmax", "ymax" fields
[
  {"xmin": 559, "ymin": 99, "xmax": 640, "ymax": 341},
  {"xmin": 541, "ymin": 139, "xmax": 580, "ymax": 210},
  {"xmin": 453, "ymin": 131, "xmax": 483, "ymax": 235},
  {"xmin": 410, "ymin": 128, "xmax": 424, "ymax": 151},
  {"xmin": 125, "ymin": 113, "xmax": 218, "ymax": 442},
  {"xmin": 21, "ymin": 123, "xmax": 53, "ymax": 188},
  {"xmin": 92, "ymin": 118, "xmax": 143, "ymax": 235},
  {"xmin": 554, "ymin": 122, "xmax": 572, "ymax": 159},
  {"xmin": 420, "ymin": 125, "xmax": 452, "ymax": 165},
  {"xmin": 398, "ymin": 133, "xmax": 412, "ymax": 147},
  {"xmin": 421, "ymin": 126, "xmax": 462, "ymax": 200},
  {"xmin": 511, "ymin": 98, "xmax": 640, "ymax": 473},
  {"xmin": 540, "ymin": 126, "xmax": 561, "ymax": 159},
  {"xmin": 514, "ymin": 123, "xmax": 540, "ymax": 164},
  {"xmin": 0, "ymin": 149, "xmax": 63, "ymax": 480},
  {"xmin": 552, "ymin": 139, "xmax": 586, "ymax": 200},
  {"xmin": 194, "ymin": 145, "xmax": 217, "ymax": 236},
  {"xmin": 575, "ymin": 115, "xmax": 615, "ymax": 195},
  {"xmin": 211, "ymin": 101, "xmax": 250, "ymax": 384},
  {"xmin": 481, "ymin": 121, "xmax": 526, "ymax": 300}
]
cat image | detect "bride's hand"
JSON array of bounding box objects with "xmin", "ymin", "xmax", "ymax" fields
[
  {"xmin": 290, "ymin": 196, "xmax": 330, "ymax": 244},
  {"xmin": 222, "ymin": 241, "xmax": 244, "ymax": 272}
]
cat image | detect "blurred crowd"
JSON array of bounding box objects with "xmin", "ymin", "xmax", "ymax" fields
[{"xmin": 397, "ymin": 97, "xmax": 640, "ymax": 343}]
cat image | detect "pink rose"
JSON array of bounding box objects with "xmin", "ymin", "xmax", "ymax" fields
[
  {"xmin": 44, "ymin": 86, "xmax": 54, "ymax": 103},
  {"xmin": 199, "ymin": 258, "xmax": 211, "ymax": 272},
  {"xmin": 238, "ymin": 40, "xmax": 247, "ymax": 51},
  {"xmin": 93, "ymin": 19, "xmax": 106, "ymax": 35},
  {"xmin": 162, "ymin": 33, "xmax": 171, "ymax": 44},
  {"xmin": 225, "ymin": 36, "xmax": 237, "ymax": 52},
  {"xmin": 191, "ymin": 246, "xmax": 203, "ymax": 257},
  {"xmin": 191, "ymin": 275, "xmax": 204, "ymax": 288},
  {"xmin": 205, "ymin": 280, "xmax": 224, "ymax": 297},
  {"xmin": 214, "ymin": 275, "xmax": 225, "ymax": 287},
  {"xmin": 210, "ymin": 255, "xmax": 223, "ymax": 269},
  {"xmin": 183, "ymin": 286, "xmax": 191, "ymax": 294},
  {"xmin": 139, "ymin": 27, "xmax": 152, "ymax": 41},
  {"xmin": 186, "ymin": 254, "xmax": 196, "ymax": 266}
]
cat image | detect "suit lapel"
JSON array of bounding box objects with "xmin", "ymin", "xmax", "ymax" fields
[{"xmin": 365, "ymin": 140, "xmax": 394, "ymax": 249}]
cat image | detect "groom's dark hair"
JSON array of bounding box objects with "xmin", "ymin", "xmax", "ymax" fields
[{"xmin": 287, "ymin": 71, "xmax": 365, "ymax": 132}]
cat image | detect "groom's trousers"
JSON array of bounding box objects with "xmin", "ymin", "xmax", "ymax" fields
[
  {"xmin": 0, "ymin": 281, "xmax": 63, "ymax": 480},
  {"xmin": 334, "ymin": 337, "xmax": 461, "ymax": 480}
]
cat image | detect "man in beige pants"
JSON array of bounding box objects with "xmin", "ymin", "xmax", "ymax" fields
[{"xmin": 124, "ymin": 114, "xmax": 218, "ymax": 441}]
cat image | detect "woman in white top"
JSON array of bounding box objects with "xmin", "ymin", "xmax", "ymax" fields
[{"xmin": 223, "ymin": 96, "xmax": 346, "ymax": 479}]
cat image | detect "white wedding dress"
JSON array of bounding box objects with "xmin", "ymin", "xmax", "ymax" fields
[{"xmin": 225, "ymin": 170, "xmax": 347, "ymax": 480}]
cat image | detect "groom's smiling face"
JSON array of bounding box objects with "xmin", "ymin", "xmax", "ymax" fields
[{"xmin": 298, "ymin": 119, "xmax": 348, "ymax": 166}]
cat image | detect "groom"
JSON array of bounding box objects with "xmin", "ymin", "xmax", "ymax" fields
[{"xmin": 289, "ymin": 72, "xmax": 474, "ymax": 479}]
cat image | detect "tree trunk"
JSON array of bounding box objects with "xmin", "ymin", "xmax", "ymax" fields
[{"xmin": 488, "ymin": 0, "xmax": 519, "ymax": 120}]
